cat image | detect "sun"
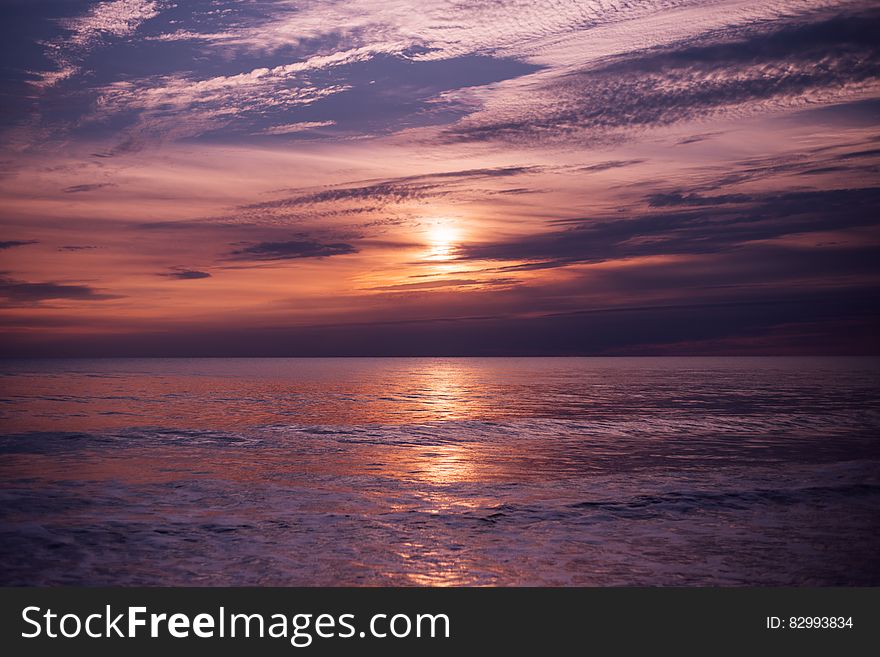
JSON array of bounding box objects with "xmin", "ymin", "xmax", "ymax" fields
[{"xmin": 426, "ymin": 220, "xmax": 459, "ymax": 260}]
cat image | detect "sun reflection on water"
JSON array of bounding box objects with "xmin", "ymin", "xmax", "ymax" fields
[{"xmin": 398, "ymin": 358, "xmax": 488, "ymax": 421}]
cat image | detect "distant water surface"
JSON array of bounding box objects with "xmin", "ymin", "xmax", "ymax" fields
[{"xmin": 1, "ymin": 357, "xmax": 878, "ymax": 585}]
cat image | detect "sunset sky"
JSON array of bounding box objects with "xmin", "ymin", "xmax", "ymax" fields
[{"xmin": 1, "ymin": 0, "xmax": 878, "ymax": 356}]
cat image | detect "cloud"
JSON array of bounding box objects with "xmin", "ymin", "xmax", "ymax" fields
[
  {"xmin": 159, "ymin": 269, "xmax": 212, "ymax": 280},
  {"xmin": 0, "ymin": 277, "xmax": 120, "ymax": 304},
  {"xmin": 22, "ymin": 0, "xmax": 877, "ymax": 153},
  {"xmin": 187, "ymin": 0, "xmax": 671, "ymax": 61},
  {"xmin": 791, "ymin": 98, "xmax": 880, "ymax": 126},
  {"xmin": 366, "ymin": 277, "xmax": 517, "ymax": 291},
  {"xmin": 647, "ymin": 192, "xmax": 754, "ymax": 207},
  {"xmin": 676, "ymin": 132, "xmax": 723, "ymax": 145},
  {"xmin": 32, "ymin": 1, "xmax": 163, "ymax": 88},
  {"xmin": 578, "ymin": 160, "xmax": 644, "ymax": 173},
  {"xmin": 833, "ymin": 147, "xmax": 880, "ymax": 161},
  {"xmin": 87, "ymin": 46, "xmax": 391, "ymax": 147},
  {"xmin": 63, "ymin": 0, "xmax": 162, "ymax": 47},
  {"xmin": 0, "ymin": 240, "xmax": 38, "ymax": 250},
  {"xmin": 446, "ymin": 9, "xmax": 880, "ymax": 144},
  {"xmin": 58, "ymin": 245, "xmax": 98, "ymax": 252},
  {"xmin": 458, "ymin": 187, "xmax": 880, "ymax": 267},
  {"xmin": 493, "ymin": 187, "xmax": 537, "ymax": 195},
  {"xmin": 84, "ymin": 49, "xmax": 538, "ymax": 150},
  {"xmin": 6, "ymin": 284, "xmax": 876, "ymax": 357},
  {"xmin": 260, "ymin": 121, "xmax": 336, "ymax": 135},
  {"xmin": 5, "ymin": 0, "xmax": 880, "ymax": 358},
  {"xmin": 243, "ymin": 166, "xmax": 541, "ymax": 214},
  {"xmin": 62, "ymin": 183, "xmax": 115, "ymax": 194},
  {"xmin": 228, "ymin": 240, "xmax": 358, "ymax": 261},
  {"xmin": 256, "ymin": 182, "xmax": 436, "ymax": 209},
  {"xmin": 706, "ymin": 142, "xmax": 880, "ymax": 187}
]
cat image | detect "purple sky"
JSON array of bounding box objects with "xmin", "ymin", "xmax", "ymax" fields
[{"xmin": 1, "ymin": 0, "xmax": 879, "ymax": 356}]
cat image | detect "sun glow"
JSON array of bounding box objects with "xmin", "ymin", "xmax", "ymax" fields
[{"xmin": 425, "ymin": 220, "xmax": 459, "ymax": 260}]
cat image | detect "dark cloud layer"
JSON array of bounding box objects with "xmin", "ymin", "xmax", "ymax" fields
[
  {"xmin": 0, "ymin": 276, "xmax": 119, "ymax": 304},
  {"xmin": 4, "ymin": 285, "xmax": 876, "ymax": 357},
  {"xmin": 460, "ymin": 187, "xmax": 880, "ymax": 267},
  {"xmin": 0, "ymin": 240, "xmax": 37, "ymax": 250},
  {"xmin": 58, "ymin": 245, "xmax": 97, "ymax": 251},
  {"xmin": 448, "ymin": 10, "xmax": 880, "ymax": 143},
  {"xmin": 229, "ymin": 240, "xmax": 358, "ymax": 261},
  {"xmin": 159, "ymin": 269, "xmax": 212, "ymax": 280},
  {"xmin": 62, "ymin": 183, "xmax": 115, "ymax": 194},
  {"xmin": 244, "ymin": 166, "xmax": 541, "ymax": 213}
]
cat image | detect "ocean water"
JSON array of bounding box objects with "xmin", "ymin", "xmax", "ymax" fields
[{"xmin": 0, "ymin": 357, "xmax": 878, "ymax": 586}]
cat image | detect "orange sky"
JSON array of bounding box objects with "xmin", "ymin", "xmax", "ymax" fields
[{"xmin": 1, "ymin": 1, "xmax": 879, "ymax": 355}]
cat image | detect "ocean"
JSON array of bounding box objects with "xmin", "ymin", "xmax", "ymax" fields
[{"xmin": 1, "ymin": 357, "xmax": 878, "ymax": 585}]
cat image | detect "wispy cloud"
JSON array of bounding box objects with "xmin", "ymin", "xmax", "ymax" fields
[
  {"xmin": 243, "ymin": 166, "xmax": 540, "ymax": 213},
  {"xmin": 228, "ymin": 240, "xmax": 358, "ymax": 261},
  {"xmin": 58, "ymin": 245, "xmax": 98, "ymax": 252},
  {"xmin": 33, "ymin": 1, "xmax": 163, "ymax": 88},
  {"xmin": 445, "ymin": 9, "xmax": 880, "ymax": 144},
  {"xmin": 459, "ymin": 187, "xmax": 880, "ymax": 268},
  {"xmin": 0, "ymin": 240, "xmax": 38, "ymax": 250},
  {"xmin": 63, "ymin": 0, "xmax": 161, "ymax": 46},
  {"xmin": 62, "ymin": 183, "xmax": 115, "ymax": 194},
  {"xmin": 159, "ymin": 268, "xmax": 212, "ymax": 280},
  {"xmin": 260, "ymin": 121, "xmax": 336, "ymax": 135},
  {"xmin": 0, "ymin": 276, "xmax": 121, "ymax": 304},
  {"xmin": 4, "ymin": 1, "xmax": 880, "ymax": 355},
  {"xmin": 86, "ymin": 47, "xmax": 393, "ymax": 147}
]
